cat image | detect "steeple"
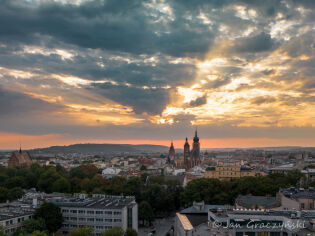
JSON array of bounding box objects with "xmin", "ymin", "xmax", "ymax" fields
[
  {"xmin": 19, "ymin": 142, "xmax": 22, "ymax": 154},
  {"xmin": 193, "ymin": 128, "xmax": 199, "ymax": 142}
]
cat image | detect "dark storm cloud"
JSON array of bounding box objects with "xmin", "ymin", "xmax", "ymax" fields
[
  {"xmin": 0, "ymin": 0, "xmax": 215, "ymax": 58},
  {"xmin": 0, "ymin": 86, "xmax": 62, "ymax": 117},
  {"xmin": 232, "ymin": 32, "xmax": 277, "ymax": 53},
  {"xmin": 189, "ymin": 95, "xmax": 207, "ymax": 107},
  {"xmin": 90, "ymin": 83, "xmax": 171, "ymax": 114}
]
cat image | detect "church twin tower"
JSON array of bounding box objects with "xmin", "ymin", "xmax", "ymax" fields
[{"xmin": 168, "ymin": 130, "xmax": 201, "ymax": 170}]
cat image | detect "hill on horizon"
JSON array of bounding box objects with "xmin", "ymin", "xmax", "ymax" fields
[{"xmin": 29, "ymin": 143, "xmax": 169, "ymax": 155}]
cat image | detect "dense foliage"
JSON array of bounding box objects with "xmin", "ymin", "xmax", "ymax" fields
[{"xmin": 0, "ymin": 163, "xmax": 305, "ymax": 216}]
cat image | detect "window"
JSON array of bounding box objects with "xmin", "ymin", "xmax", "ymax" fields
[
  {"xmin": 114, "ymin": 219, "xmax": 121, "ymax": 222},
  {"xmin": 70, "ymin": 210, "xmax": 77, "ymax": 213},
  {"xmin": 105, "ymin": 211, "xmax": 112, "ymax": 215},
  {"xmin": 78, "ymin": 218, "xmax": 86, "ymax": 222},
  {"xmin": 78, "ymin": 210, "xmax": 85, "ymax": 214},
  {"xmin": 87, "ymin": 210, "xmax": 94, "ymax": 214},
  {"xmin": 310, "ymin": 203, "xmax": 313, "ymax": 209},
  {"xmin": 105, "ymin": 219, "xmax": 112, "ymax": 222},
  {"xmin": 96, "ymin": 218, "xmax": 103, "ymax": 222},
  {"xmin": 114, "ymin": 211, "xmax": 121, "ymax": 215},
  {"xmin": 96, "ymin": 211, "xmax": 103, "ymax": 214},
  {"xmin": 62, "ymin": 209, "xmax": 69, "ymax": 213},
  {"xmin": 87, "ymin": 218, "xmax": 94, "ymax": 222},
  {"xmin": 301, "ymin": 203, "xmax": 305, "ymax": 209},
  {"xmin": 70, "ymin": 217, "xmax": 77, "ymax": 221}
]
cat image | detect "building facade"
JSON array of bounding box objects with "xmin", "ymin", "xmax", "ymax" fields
[
  {"xmin": 0, "ymin": 206, "xmax": 33, "ymax": 236},
  {"xmin": 205, "ymin": 165, "xmax": 256, "ymax": 180},
  {"xmin": 47, "ymin": 194, "xmax": 138, "ymax": 235}
]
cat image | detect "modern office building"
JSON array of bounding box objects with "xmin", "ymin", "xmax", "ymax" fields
[{"xmin": 46, "ymin": 194, "xmax": 138, "ymax": 235}]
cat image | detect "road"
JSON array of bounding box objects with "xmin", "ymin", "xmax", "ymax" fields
[{"xmin": 138, "ymin": 217, "xmax": 175, "ymax": 236}]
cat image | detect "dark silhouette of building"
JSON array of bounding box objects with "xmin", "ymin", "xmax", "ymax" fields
[
  {"xmin": 184, "ymin": 138, "xmax": 190, "ymax": 170},
  {"xmin": 8, "ymin": 147, "xmax": 32, "ymax": 168},
  {"xmin": 191, "ymin": 129, "xmax": 201, "ymax": 167},
  {"xmin": 167, "ymin": 141, "xmax": 176, "ymax": 164}
]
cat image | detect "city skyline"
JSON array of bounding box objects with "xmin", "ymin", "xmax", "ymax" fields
[{"xmin": 0, "ymin": 0, "xmax": 314, "ymax": 149}]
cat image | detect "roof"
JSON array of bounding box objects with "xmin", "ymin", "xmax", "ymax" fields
[
  {"xmin": 281, "ymin": 188, "xmax": 315, "ymax": 200},
  {"xmin": 235, "ymin": 195, "xmax": 281, "ymax": 209},
  {"xmin": 181, "ymin": 204, "xmax": 229, "ymax": 214},
  {"xmin": 185, "ymin": 214, "xmax": 208, "ymax": 227},
  {"xmin": 9, "ymin": 151, "xmax": 32, "ymax": 167},
  {"xmin": 176, "ymin": 213, "xmax": 193, "ymax": 231},
  {"xmin": 47, "ymin": 196, "xmax": 136, "ymax": 209}
]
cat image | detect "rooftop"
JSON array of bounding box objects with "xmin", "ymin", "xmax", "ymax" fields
[{"xmin": 46, "ymin": 195, "xmax": 136, "ymax": 209}]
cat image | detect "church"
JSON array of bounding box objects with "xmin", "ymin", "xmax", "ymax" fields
[
  {"xmin": 8, "ymin": 148, "xmax": 33, "ymax": 168},
  {"xmin": 167, "ymin": 130, "xmax": 201, "ymax": 170}
]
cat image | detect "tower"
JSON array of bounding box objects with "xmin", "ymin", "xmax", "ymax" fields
[
  {"xmin": 191, "ymin": 129, "xmax": 200, "ymax": 167},
  {"xmin": 168, "ymin": 141, "xmax": 176, "ymax": 163},
  {"xmin": 184, "ymin": 137, "xmax": 190, "ymax": 170}
]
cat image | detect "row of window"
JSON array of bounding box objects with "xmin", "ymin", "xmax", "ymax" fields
[
  {"xmin": 62, "ymin": 209, "xmax": 121, "ymax": 215},
  {"xmin": 63, "ymin": 217, "xmax": 121, "ymax": 222},
  {"xmin": 301, "ymin": 203, "xmax": 313, "ymax": 209},
  {"xmin": 62, "ymin": 224, "xmax": 113, "ymax": 230},
  {"xmin": 4, "ymin": 215, "xmax": 31, "ymax": 226}
]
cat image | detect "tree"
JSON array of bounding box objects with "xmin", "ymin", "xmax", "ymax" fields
[
  {"xmin": 124, "ymin": 228, "xmax": 137, "ymax": 236},
  {"xmin": 52, "ymin": 177, "xmax": 71, "ymax": 193},
  {"xmin": 34, "ymin": 202, "xmax": 63, "ymax": 233},
  {"xmin": 70, "ymin": 226, "xmax": 95, "ymax": 236},
  {"xmin": 138, "ymin": 201, "xmax": 154, "ymax": 226},
  {"xmin": 0, "ymin": 187, "xmax": 8, "ymax": 202},
  {"xmin": 7, "ymin": 187, "xmax": 24, "ymax": 201},
  {"xmin": 19, "ymin": 230, "xmax": 47, "ymax": 236},
  {"xmin": 22, "ymin": 218, "xmax": 46, "ymax": 234},
  {"xmin": 38, "ymin": 168, "xmax": 61, "ymax": 193},
  {"xmin": 102, "ymin": 227, "xmax": 124, "ymax": 236}
]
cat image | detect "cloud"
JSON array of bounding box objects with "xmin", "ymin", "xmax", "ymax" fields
[
  {"xmin": 189, "ymin": 95, "xmax": 207, "ymax": 107},
  {"xmin": 0, "ymin": 86, "xmax": 63, "ymax": 117},
  {"xmin": 232, "ymin": 32, "xmax": 277, "ymax": 53}
]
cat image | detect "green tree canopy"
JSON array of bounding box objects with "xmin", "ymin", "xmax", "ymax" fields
[
  {"xmin": 102, "ymin": 227, "xmax": 124, "ymax": 236},
  {"xmin": 124, "ymin": 228, "xmax": 137, "ymax": 236},
  {"xmin": 34, "ymin": 202, "xmax": 63, "ymax": 233},
  {"xmin": 22, "ymin": 218, "xmax": 46, "ymax": 234},
  {"xmin": 138, "ymin": 201, "xmax": 154, "ymax": 226},
  {"xmin": 52, "ymin": 177, "xmax": 71, "ymax": 193},
  {"xmin": 70, "ymin": 226, "xmax": 95, "ymax": 236}
]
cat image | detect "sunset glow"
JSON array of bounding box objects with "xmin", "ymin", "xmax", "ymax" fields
[{"xmin": 0, "ymin": 0, "xmax": 314, "ymax": 149}]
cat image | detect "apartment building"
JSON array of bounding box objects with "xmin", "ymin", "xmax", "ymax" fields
[
  {"xmin": 46, "ymin": 194, "xmax": 138, "ymax": 235},
  {"xmin": 0, "ymin": 206, "xmax": 33, "ymax": 236}
]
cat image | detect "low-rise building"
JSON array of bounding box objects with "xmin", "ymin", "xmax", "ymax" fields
[
  {"xmin": 208, "ymin": 208, "xmax": 315, "ymax": 236},
  {"xmin": 235, "ymin": 195, "xmax": 281, "ymax": 210},
  {"xmin": 46, "ymin": 194, "xmax": 138, "ymax": 236},
  {"xmin": 205, "ymin": 165, "xmax": 256, "ymax": 180},
  {"xmin": 280, "ymin": 188, "xmax": 315, "ymax": 211},
  {"xmin": 0, "ymin": 205, "xmax": 34, "ymax": 236}
]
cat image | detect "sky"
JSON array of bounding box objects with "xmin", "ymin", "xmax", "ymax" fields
[{"xmin": 0, "ymin": 0, "xmax": 314, "ymax": 149}]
